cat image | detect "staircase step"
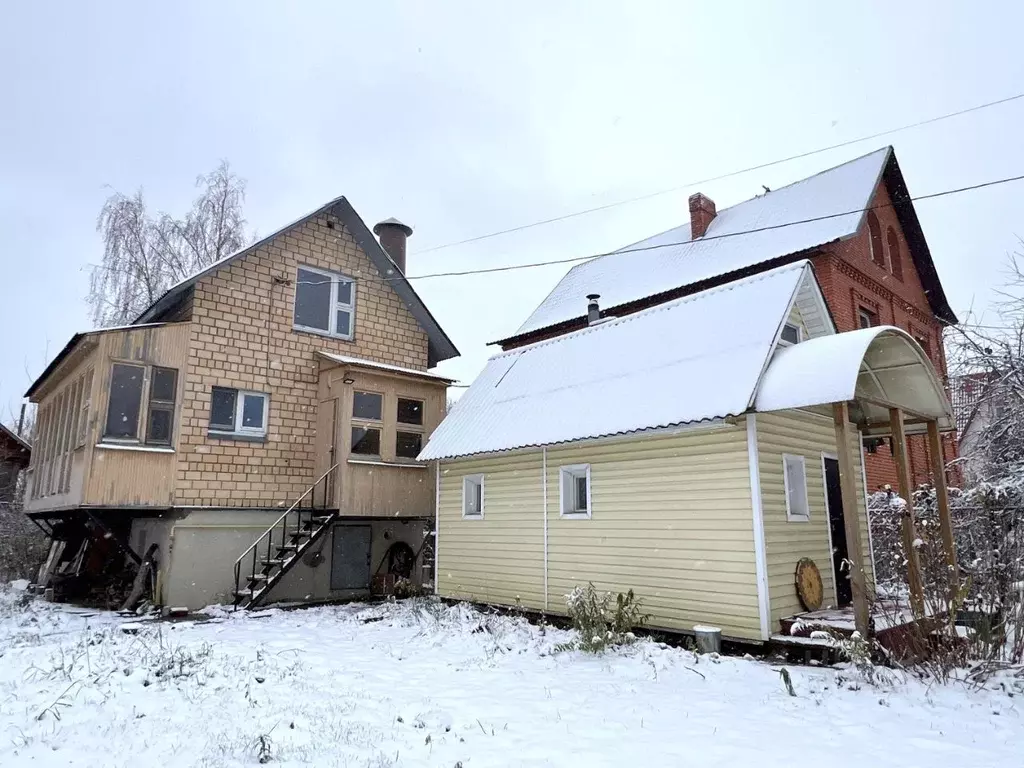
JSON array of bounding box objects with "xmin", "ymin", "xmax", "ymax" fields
[
  {"xmin": 260, "ymin": 558, "xmax": 287, "ymax": 567},
  {"xmin": 277, "ymin": 544, "xmax": 300, "ymax": 552},
  {"xmin": 248, "ymin": 574, "xmax": 270, "ymax": 582},
  {"xmin": 234, "ymin": 589, "xmax": 254, "ymax": 598}
]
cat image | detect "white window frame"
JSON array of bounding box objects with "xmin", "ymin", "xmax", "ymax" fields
[
  {"xmin": 462, "ymin": 474, "xmax": 485, "ymax": 519},
  {"xmin": 293, "ymin": 264, "xmax": 356, "ymax": 340},
  {"xmin": 778, "ymin": 322, "xmax": 803, "ymax": 347},
  {"xmin": 782, "ymin": 453, "xmax": 810, "ymax": 522},
  {"xmin": 559, "ymin": 464, "xmax": 592, "ymax": 518},
  {"xmin": 209, "ymin": 388, "xmax": 270, "ymax": 437}
]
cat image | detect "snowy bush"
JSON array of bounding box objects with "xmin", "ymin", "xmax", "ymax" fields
[{"xmin": 556, "ymin": 583, "xmax": 648, "ymax": 654}]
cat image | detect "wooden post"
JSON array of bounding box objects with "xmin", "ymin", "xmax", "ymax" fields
[
  {"xmin": 927, "ymin": 420, "xmax": 960, "ymax": 585},
  {"xmin": 888, "ymin": 407, "xmax": 925, "ymax": 616},
  {"xmin": 832, "ymin": 402, "xmax": 870, "ymax": 638}
]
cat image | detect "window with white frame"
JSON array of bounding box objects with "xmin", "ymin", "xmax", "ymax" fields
[
  {"xmin": 293, "ymin": 265, "xmax": 355, "ymax": 339},
  {"xmin": 782, "ymin": 454, "xmax": 810, "ymax": 521},
  {"xmin": 559, "ymin": 464, "xmax": 591, "ymax": 517},
  {"xmin": 462, "ymin": 474, "xmax": 484, "ymax": 518},
  {"xmin": 779, "ymin": 322, "xmax": 802, "ymax": 346},
  {"xmin": 209, "ymin": 386, "xmax": 269, "ymax": 438}
]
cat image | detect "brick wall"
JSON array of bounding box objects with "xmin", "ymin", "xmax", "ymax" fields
[
  {"xmin": 175, "ymin": 214, "xmax": 430, "ymax": 507},
  {"xmin": 812, "ymin": 182, "xmax": 957, "ymax": 491}
]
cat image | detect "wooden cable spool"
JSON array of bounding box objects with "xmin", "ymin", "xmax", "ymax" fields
[{"xmin": 794, "ymin": 558, "xmax": 823, "ymax": 611}]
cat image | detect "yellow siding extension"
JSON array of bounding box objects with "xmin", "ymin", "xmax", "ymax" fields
[
  {"xmin": 437, "ymin": 422, "xmax": 762, "ymax": 641},
  {"xmin": 755, "ymin": 409, "xmax": 875, "ymax": 630}
]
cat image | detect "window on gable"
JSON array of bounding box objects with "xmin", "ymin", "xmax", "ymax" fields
[
  {"xmin": 462, "ymin": 474, "xmax": 484, "ymax": 518},
  {"xmin": 783, "ymin": 454, "xmax": 810, "ymax": 522},
  {"xmin": 867, "ymin": 210, "xmax": 886, "ymax": 268},
  {"xmin": 858, "ymin": 307, "xmax": 878, "ymax": 330},
  {"xmin": 104, "ymin": 363, "xmax": 145, "ymax": 440},
  {"xmin": 779, "ymin": 322, "xmax": 802, "ymax": 346},
  {"xmin": 886, "ymin": 227, "xmax": 904, "ymax": 281},
  {"xmin": 209, "ymin": 386, "xmax": 269, "ymax": 438},
  {"xmin": 293, "ymin": 265, "xmax": 355, "ymax": 339},
  {"xmin": 560, "ymin": 464, "xmax": 591, "ymax": 517}
]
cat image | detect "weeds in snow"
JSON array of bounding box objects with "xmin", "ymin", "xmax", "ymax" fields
[{"xmin": 555, "ymin": 583, "xmax": 649, "ymax": 654}]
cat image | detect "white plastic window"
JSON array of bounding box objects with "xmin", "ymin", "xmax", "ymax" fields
[
  {"xmin": 779, "ymin": 322, "xmax": 802, "ymax": 346},
  {"xmin": 293, "ymin": 265, "xmax": 355, "ymax": 339},
  {"xmin": 559, "ymin": 464, "xmax": 591, "ymax": 517},
  {"xmin": 783, "ymin": 454, "xmax": 810, "ymax": 522},
  {"xmin": 462, "ymin": 474, "xmax": 484, "ymax": 519}
]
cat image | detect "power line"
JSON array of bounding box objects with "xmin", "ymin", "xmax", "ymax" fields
[
  {"xmin": 414, "ymin": 91, "xmax": 1024, "ymax": 255},
  {"xmin": 390, "ymin": 171, "xmax": 1024, "ymax": 283}
]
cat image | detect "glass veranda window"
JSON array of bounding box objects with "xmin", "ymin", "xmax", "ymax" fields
[
  {"xmin": 294, "ymin": 266, "xmax": 355, "ymax": 338},
  {"xmin": 104, "ymin": 363, "xmax": 145, "ymax": 439}
]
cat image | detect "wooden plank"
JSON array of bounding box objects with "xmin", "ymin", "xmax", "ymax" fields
[
  {"xmin": 888, "ymin": 407, "xmax": 925, "ymax": 615},
  {"xmin": 927, "ymin": 420, "xmax": 960, "ymax": 585},
  {"xmin": 832, "ymin": 402, "xmax": 870, "ymax": 637}
]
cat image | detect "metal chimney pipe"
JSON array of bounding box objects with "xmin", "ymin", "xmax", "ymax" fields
[{"xmin": 586, "ymin": 294, "xmax": 601, "ymax": 325}]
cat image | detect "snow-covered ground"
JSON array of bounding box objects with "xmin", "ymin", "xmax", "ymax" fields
[{"xmin": 1, "ymin": 585, "xmax": 1020, "ymax": 767}]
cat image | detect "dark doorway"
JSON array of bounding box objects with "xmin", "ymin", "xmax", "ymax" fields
[
  {"xmin": 823, "ymin": 457, "xmax": 852, "ymax": 606},
  {"xmin": 330, "ymin": 525, "xmax": 372, "ymax": 590}
]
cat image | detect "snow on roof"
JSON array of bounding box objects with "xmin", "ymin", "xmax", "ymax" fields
[
  {"xmin": 419, "ymin": 261, "xmax": 810, "ymax": 461},
  {"xmin": 756, "ymin": 326, "xmax": 954, "ymax": 435},
  {"xmin": 510, "ymin": 148, "xmax": 890, "ymax": 339},
  {"xmin": 317, "ymin": 352, "xmax": 455, "ymax": 383}
]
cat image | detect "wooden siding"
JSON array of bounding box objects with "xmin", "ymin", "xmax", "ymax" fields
[
  {"xmin": 24, "ymin": 347, "xmax": 97, "ymax": 511},
  {"xmin": 755, "ymin": 409, "xmax": 875, "ymax": 630},
  {"xmin": 438, "ymin": 422, "xmax": 762, "ymax": 641},
  {"xmin": 321, "ymin": 364, "xmax": 446, "ymax": 516},
  {"xmin": 25, "ymin": 323, "xmax": 190, "ymax": 512},
  {"xmin": 82, "ymin": 324, "xmax": 190, "ymax": 507}
]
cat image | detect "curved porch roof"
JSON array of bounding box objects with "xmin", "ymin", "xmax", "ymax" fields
[{"xmin": 755, "ymin": 326, "xmax": 953, "ymax": 435}]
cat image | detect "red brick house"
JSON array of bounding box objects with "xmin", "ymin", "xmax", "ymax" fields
[{"xmin": 496, "ymin": 146, "xmax": 957, "ymax": 491}]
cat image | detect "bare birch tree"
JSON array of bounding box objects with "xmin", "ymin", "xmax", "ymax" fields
[{"xmin": 88, "ymin": 161, "xmax": 250, "ymax": 326}]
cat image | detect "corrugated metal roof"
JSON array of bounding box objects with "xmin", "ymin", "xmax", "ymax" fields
[
  {"xmin": 317, "ymin": 352, "xmax": 455, "ymax": 383},
  {"xmin": 510, "ymin": 149, "xmax": 890, "ymax": 340},
  {"xmin": 419, "ymin": 261, "xmax": 811, "ymax": 461}
]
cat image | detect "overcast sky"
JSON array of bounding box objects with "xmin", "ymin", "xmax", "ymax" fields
[{"xmin": 2, "ymin": 1, "xmax": 1023, "ymax": 422}]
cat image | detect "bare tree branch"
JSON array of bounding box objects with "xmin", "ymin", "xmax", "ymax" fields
[{"xmin": 88, "ymin": 162, "xmax": 250, "ymax": 326}]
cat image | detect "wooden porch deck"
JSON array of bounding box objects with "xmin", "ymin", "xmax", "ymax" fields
[{"xmin": 772, "ymin": 599, "xmax": 944, "ymax": 661}]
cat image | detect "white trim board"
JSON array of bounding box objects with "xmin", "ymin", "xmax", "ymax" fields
[{"xmin": 745, "ymin": 414, "xmax": 772, "ymax": 641}]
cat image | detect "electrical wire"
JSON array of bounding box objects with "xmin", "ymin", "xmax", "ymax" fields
[
  {"xmin": 388, "ymin": 171, "xmax": 1024, "ymax": 283},
  {"xmin": 413, "ymin": 92, "xmax": 1024, "ymax": 254}
]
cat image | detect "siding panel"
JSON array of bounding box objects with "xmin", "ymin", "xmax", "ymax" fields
[
  {"xmin": 438, "ymin": 422, "xmax": 762, "ymax": 641},
  {"xmin": 757, "ymin": 409, "xmax": 875, "ymax": 631}
]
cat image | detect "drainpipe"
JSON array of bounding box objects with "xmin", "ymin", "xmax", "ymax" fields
[{"xmin": 542, "ymin": 446, "xmax": 548, "ymax": 611}]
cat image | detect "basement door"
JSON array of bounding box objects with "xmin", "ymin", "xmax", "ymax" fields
[
  {"xmin": 330, "ymin": 525, "xmax": 372, "ymax": 590},
  {"xmin": 823, "ymin": 457, "xmax": 853, "ymax": 606}
]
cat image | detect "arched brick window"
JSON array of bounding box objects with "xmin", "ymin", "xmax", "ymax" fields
[
  {"xmin": 886, "ymin": 226, "xmax": 903, "ymax": 280},
  {"xmin": 867, "ymin": 211, "xmax": 885, "ymax": 268}
]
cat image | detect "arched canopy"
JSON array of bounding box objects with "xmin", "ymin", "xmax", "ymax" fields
[{"xmin": 755, "ymin": 326, "xmax": 953, "ymax": 435}]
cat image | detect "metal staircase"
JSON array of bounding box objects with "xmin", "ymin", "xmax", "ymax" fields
[{"xmin": 232, "ymin": 464, "xmax": 339, "ymax": 610}]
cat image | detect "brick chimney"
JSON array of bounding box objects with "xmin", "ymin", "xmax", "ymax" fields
[
  {"xmin": 373, "ymin": 217, "xmax": 413, "ymax": 274},
  {"xmin": 688, "ymin": 193, "xmax": 717, "ymax": 239}
]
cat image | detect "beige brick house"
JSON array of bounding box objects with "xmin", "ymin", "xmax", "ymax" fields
[{"xmin": 22, "ymin": 197, "xmax": 458, "ymax": 609}]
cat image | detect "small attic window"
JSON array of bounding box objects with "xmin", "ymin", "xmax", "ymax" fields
[
  {"xmin": 779, "ymin": 323, "xmax": 802, "ymax": 347},
  {"xmin": 867, "ymin": 211, "xmax": 886, "ymax": 268}
]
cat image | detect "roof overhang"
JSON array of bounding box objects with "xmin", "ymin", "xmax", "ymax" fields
[
  {"xmin": 755, "ymin": 326, "xmax": 954, "ymax": 435},
  {"xmin": 316, "ymin": 352, "xmax": 454, "ymax": 384},
  {"xmin": 134, "ymin": 197, "xmax": 459, "ymax": 366}
]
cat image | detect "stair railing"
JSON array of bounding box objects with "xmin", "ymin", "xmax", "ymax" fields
[{"xmin": 232, "ymin": 463, "xmax": 338, "ymax": 606}]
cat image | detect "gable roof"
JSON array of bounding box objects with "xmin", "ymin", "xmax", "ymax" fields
[
  {"xmin": 24, "ymin": 323, "xmax": 168, "ymax": 399},
  {"xmin": 135, "ymin": 196, "xmax": 459, "ymax": 366},
  {"xmin": 0, "ymin": 422, "xmax": 31, "ymax": 459},
  {"xmin": 419, "ymin": 261, "xmax": 815, "ymax": 461},
  {"xmin": 502, "ymin": 146, "xmax": 956, "ymax": 345}
]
